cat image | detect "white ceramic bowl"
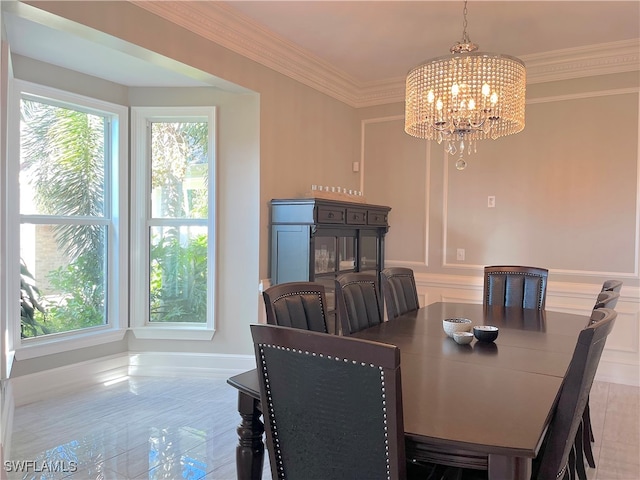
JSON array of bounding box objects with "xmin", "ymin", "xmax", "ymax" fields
[
  {"xmin": 453, "ymin": 331, "xmax": 474, "ymax": 345},
  {"xmin": 443, "ymin": 318, "xmax": 473, "ymax": 338}
]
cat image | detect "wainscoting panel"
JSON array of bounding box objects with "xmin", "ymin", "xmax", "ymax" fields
[{"xmin": 443, "ymin": 89, "xmax": 639, "ymax": 275}]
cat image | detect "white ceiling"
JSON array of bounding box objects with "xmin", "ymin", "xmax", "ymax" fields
[
  {"xmin": 224, "ymin": 0, "xmax": 640, "ymax": 84},
  {"xmin": 2, "ymin": 8, "xmax": 221, "ymax": 88},
  {"xmin": 3, "ymin": 1, "xmax": 639, "ymax": 103}
]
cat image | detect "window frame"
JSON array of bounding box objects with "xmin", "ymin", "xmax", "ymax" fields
[
  {"xmin": 9, "ymin": 80, "xmax": 129, "ymax": 360},
  {"xmin": 130, "ymin": 106, "xmax": 217, "ymax": 340}
]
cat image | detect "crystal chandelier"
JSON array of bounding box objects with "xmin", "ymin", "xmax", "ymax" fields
[{"xmin": 404, "ymin": 0, "xmax": 526, "ymax": 170}]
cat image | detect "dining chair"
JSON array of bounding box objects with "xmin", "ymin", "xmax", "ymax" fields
[
  {"xmin": 532, "ymin": 307, "xmax": 617, "ymax": 480},
  {"xmin": 483, "ymin": 265, "xmax": 549, "ymax": 310},
  {"xmin": 262, "ymin": 281, "xmax": 328, "ymax": 333},
  {"xmin": 381, "ymin": 267, "xmax": 420, "ymax": 320},
  {"xmin": 579, "ymin": 289, "xmax": 621, "ymax": 473},
  {"xmin": 593, "ymin": 290, "xmax": 620, "ymax": 310},
  {"xmin": 452, "ymin": 308, "xmax": 617, "ymax": 480},
  {"xmin": 335, "ymin": 272, "xmax": 385, "ymax": 335},
  {"xmin": 600, "ymin": 279, "xmax": 623, "ymax": 294},
  {"xmin": 250, "ymin": 323, "xmax": 406, "ymax": 480}
]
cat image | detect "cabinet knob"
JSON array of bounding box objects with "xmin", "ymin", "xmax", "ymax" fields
[{"xmin": 328, "ymin": 212, "xmax": 334, "ymax": 218}]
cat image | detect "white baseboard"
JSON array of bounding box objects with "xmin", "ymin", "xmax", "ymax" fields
[
  {"xmin": 596, "ymin": 360, "xmax": 640, "ymax": 387},
  {"xmin": 128, "ymin": 352, "xmax": 256, "ymax": 378},
  {"xmin": 8, "ymin": 352, "xmax": 256, "ymax": 407},
  {"xmin": 1, "ymin": 380, "xmax": 16, "ymax": 451},
  {"xmin": 9, "ymin": 353, "xmax": 129, "ymax": 407}
]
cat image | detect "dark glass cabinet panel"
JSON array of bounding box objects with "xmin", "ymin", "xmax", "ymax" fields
[
  {"xmin": 360, "ymin": 234, "xmax": 379, "ymax": 271},
  {"xmin": 269, "ymin": 198, "xmax": 390, "ymax": 334},
  {"xmin": 314, "ymin": 236, "xmax": 336, "ymax": 274}
]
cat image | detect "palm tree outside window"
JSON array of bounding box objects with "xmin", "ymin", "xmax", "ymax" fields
[{"xmin": 19, "ymin": 95, "xmax": 109, "ymax": 338}]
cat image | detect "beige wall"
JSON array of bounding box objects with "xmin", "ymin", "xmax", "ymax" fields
[
  {"xmin": 7, "ymin": 0, "xmax": 361, "ymax": 377},
  {"xmin": 26, "ymin": 0, "xmax": 362, "ymax": 281},
  {"xmin": 359, "ymin": 74, "xmax": 640, "ymax": 287},
  {"xmin": 358, "ymin": 73, "xmax": 640, "ymax": 385},
  {"xmin": 4, "ymin": 1, "xmax": 639, "ymax": 383}
]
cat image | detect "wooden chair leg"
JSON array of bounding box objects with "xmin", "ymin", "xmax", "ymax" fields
[
  {"xmin": 574, "ymin": 421, "xmax": 588, "ymax": 480},
  {"xmin": 585, "ymin": 396, "xmax": 595, "ymax": 442},
  {"xmin": 568, "ymin": 445, "xmax": 577, "ymax": 480},
  {"xmin": 582, "ymin": 399, "xmax": 597, "ymax": 468}
]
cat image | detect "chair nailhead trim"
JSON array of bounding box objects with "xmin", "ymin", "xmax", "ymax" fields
[
  {"xmin": 258, "ymin": 343, "xmax": 391, "ymax": 480},
  {"xmin": 485, "ymin": 271, "xmax": 546, "ymax": 308}
]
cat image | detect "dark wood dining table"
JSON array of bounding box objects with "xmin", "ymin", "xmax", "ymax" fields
[{"xmin": 227, "ymin": 302, "xmax": 588, "ymax": 480}]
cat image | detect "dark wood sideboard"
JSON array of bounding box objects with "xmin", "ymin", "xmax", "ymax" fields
[{"xmin": 269, "ymin": 197, "xmax": 391, "ymax": 333}]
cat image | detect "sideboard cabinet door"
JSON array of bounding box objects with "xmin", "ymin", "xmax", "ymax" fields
[{"xmin": 269, "ymin": 198, "xmax": 390, "ymax": 334}]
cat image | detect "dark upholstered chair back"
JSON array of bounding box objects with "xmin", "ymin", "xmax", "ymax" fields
[
  {"xmin": 601, "ymin": 279, "xmax": 623, "ymax": 294},
  {"xmin": 335, "ymin": 272, "xmax": 384, "ymax": 335},
  {"xmin": 381, "ymin": 267, "xmax": 420, "ymax": 320},
  {"xmin": 262, "ymin": 282, "xmax": 328, "ymax": 333},
  {"xmin": 483, "ymin": 265, "xmax": 549, "ymax": 310},
  {"xmin": 593, "ymin": 290, "xmax": 620, "ymax": 311},
  {"xmin": 533, "ymin": 308, "xmax": 616, "ymax": 480},
  {"xmin": 251, "ymin": 324, "xmax": 406, "ymax": 480}
]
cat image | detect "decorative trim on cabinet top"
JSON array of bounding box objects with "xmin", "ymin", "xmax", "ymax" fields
[{"xmin": 132, "ymin": 1, "xmax": 639, "ymax": 108}]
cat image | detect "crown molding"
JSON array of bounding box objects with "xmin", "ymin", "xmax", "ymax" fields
[
  {"xmin": 131, "ymin": 1, "xmax": 640, "ymax": 108},
  {"xmin": 522, "ymin": 40, "xmax": 640, "ymax": 84}
]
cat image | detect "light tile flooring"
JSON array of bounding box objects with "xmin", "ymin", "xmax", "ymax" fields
[{"xmin": 1, "ymin": 376, "xmax": 638, "ymax": 480}]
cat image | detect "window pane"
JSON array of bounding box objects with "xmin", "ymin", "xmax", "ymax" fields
[
  {"xmin": 150, "ymin": 226, "xmax": 208, "ymax": 323},
  {"xmin": 151, "ymin": 122, "xmax": 208, "ymax": 219},
  {"xmin": 20, "ymin": 224, "xmax": 107, "ymax": 338},
  {"xmin": 20, "ymin": 99, "xmax": 106, "ymax": 217}
]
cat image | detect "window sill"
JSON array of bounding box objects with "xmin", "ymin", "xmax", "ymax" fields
[
  {"xmin": 130, "ymin": 326, "xmax": 215, "ymax": 341},
  {"xmin": 15, "ymin": 328, "xmax": 127, "ymax": 360}
]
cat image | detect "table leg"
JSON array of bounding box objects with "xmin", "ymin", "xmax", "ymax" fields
[
  {"xmin": 488, "ymin": 455, "xmax": 531, "ymax": 480},
  {"xmin": 236, "ymin": 391, "xmax": 265, "ymax": 480}
]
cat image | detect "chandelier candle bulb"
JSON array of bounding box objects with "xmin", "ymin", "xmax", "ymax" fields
[{"xmin": 405, "ymin": 0, "xmax": 526, "ymax": 170}]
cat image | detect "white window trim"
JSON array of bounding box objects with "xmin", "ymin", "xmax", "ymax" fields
[
  {"xmin": 130, "ymin": 106, "xmax": 217, "ymax": 341},
  {"xmin": 9, "ymin": 80, "xmax": 129, "ymax": 360}
]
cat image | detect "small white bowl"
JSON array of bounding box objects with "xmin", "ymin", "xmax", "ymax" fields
[
  {"xmin": 443, "ymin": 318, "xmax": 473, "ymax": 337},
  {"xmin": 453, "ymin": 331, "xmax": 474, "ymax": 345}
]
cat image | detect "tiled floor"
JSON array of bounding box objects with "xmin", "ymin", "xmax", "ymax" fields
[{"xmin": 1, "ymin": 376, "xmax": 638, "ymax": 480}]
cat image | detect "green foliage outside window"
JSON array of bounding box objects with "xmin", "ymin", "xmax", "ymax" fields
[
  {"xmin": 150, "ymin": 229, "xmax": 208, "ymax": 323},
  {"xmin": 19, "ymin": 99, "xmax": 210, "ymax": 337}
]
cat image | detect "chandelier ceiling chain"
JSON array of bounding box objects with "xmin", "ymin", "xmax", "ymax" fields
[
  {"xmin": 404, "ymin": 0, "xmax": 526, "ymax": 170},
  {"xmin": 458, "ymin": 1, "xmax": 472, "ymax": 49}
]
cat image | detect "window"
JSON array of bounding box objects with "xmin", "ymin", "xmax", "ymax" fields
[
  {"xmin": 10, "ymin": 80, "xmax": 128, "ymax": 357},
  {"xmin": 131, "ymin": 107, "xmax": 216, "ymax": 339}
]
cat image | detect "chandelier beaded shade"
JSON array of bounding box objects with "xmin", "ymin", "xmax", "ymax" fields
[{"xmin": 405, "ymin": 1, "xmax": 526, "ymax": 170}]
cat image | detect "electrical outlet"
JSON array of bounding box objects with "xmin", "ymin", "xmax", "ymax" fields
[
  {"xmin": 352, "ymin": 161, "xmax": 360, "ymax": 172},
  {"xmin": 456, "ymin": 248, "xmax": 465, "ymax": 261},
  {"xmin": 488, "ymin": 196, "xmax": 496, "ymax": 208}
]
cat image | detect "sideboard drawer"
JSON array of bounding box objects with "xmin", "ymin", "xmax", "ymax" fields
[
  {"xmin": 317, "ymin": 206, "xmax": 346, "ymax": 224},
  {"xmin": 346, "ymin": 208, "xmax": 367, "ymax": 225},
  {"xmin": 367, "ymin": 209, "xmax": 388, "ymax": 226}
]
